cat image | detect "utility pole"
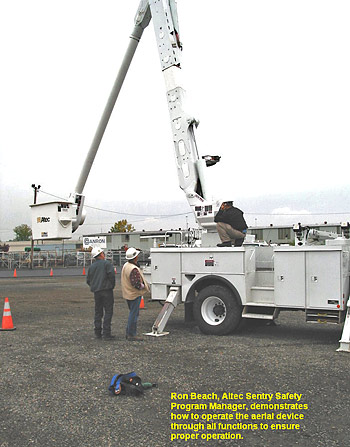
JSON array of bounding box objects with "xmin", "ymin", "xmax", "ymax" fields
[{"xmin": 30, "ymin": 184, "xmax": 41, "ymax": 269}]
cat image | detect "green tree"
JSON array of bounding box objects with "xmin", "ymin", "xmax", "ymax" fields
[
  {"xmin": 109, "ymin": 219, "xmax": 135, "ymax": 233},
  {"xmin": 13, "ymin": 224, "xmax": 32, "ymax": 241}
]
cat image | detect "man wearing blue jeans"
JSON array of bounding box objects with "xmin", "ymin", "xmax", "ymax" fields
[
  {"xmin": 126, "ymin": 296, "xmax": 142, "ymax": 339},
  {"xmin": 121, "ymin": 247, "xmax": 150, "ymax": 341}
]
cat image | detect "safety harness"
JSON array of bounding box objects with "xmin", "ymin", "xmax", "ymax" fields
[{"xmin": 109, "ymin": 372, "xmax": 144, "ymax": 396}]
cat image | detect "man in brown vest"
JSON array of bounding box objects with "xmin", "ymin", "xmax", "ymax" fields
[{"xmin": 121, "ymin": 247, "xmax": 150, "ymax": 341}]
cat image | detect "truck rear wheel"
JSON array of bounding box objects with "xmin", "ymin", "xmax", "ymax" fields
[{"xmin": 193, "ymin": 285, "xmax": 242, "ymax": 335}]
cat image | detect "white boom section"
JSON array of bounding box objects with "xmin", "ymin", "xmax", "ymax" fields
[{"xmin": 148, "ymin": 0, "xmax": 219, "ymax": 230}]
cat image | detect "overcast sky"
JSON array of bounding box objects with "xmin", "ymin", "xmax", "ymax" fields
[{"xmin": 1, "ymin": 0, "xmax": 350, "ymax": 240}]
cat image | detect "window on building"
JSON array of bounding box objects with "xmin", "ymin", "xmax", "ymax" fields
[
  {"xmin": 326, "ymin": 226, "xmax": 338, "ymax": 234},
  {"xmin": 278, "ymin": 228, "xmax": 291, "ymax": 240},
  {"xmin": 122, "ymin": 234, "xmax": 130, "ymax": 242},
  {"xmin": 252, "ymin": 229, "xmax": 264, "ymax": 240}
]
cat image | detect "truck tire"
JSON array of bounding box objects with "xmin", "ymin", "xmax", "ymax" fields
[{"xmin": 193, "ymin": 285, "xmax": 242, "ymax": 335}]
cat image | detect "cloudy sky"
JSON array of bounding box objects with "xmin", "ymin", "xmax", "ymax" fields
[{"xmin": 1, "ymin": 0, "xmax": 350, "ymax": 240}]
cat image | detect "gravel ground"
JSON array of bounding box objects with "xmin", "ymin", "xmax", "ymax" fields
[{"xmin": 0, "ymin": 274, "xmax": 349, "ymax": 447}]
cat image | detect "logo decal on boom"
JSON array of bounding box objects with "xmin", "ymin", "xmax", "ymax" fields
[{"xmin": 37, "ymin": 217, "xmax": 51, "ymax": 223}]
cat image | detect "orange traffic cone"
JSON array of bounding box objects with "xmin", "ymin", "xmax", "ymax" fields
[
  {"xmin": 0, "ymin": 297, "xmax": 16, "ymax": 331},
  {"xmin": 50, "ymin": 268, "xmax": 53, "ymax": 277},
  {"xmin": 82, "ymin": 267, "xmax": 86, "ymax": 276},
  {"xmin": 13, "ymin": 268, "xmax": 17, "ymax": 278},
  {"xmin": 140, "ymin": 296, "xmax": 145, "ymax": 309}
]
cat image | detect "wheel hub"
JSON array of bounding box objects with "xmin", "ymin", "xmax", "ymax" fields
[
  {"xmin": 201, "ymin": 296, "xmax": 226, "ymax": 325},
  {"xmin": 213, "ymin": 303, "xmax": 225, "ymax": 317}
]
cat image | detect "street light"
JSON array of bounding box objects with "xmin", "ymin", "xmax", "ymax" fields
[
  {"xmin": 30, "ymin": 184, "xmax": 41, "ymax": 269},
  {"xmin": 31, "ymin": 184, "xmax": 41, "ymax": 203}
]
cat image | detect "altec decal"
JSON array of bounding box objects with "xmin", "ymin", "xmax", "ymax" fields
[{"xmin": 37, "ymin": 217, "xmax": 51, "ymax": 223}]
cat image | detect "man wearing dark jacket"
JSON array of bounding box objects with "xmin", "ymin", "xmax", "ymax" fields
[
  {"xmin": 214, "ymin": 201, "xmax": 247, "ymax": 247},
  {"xmin": 87, "ymin": 247, "xmax": 116, "ymax": 340}
]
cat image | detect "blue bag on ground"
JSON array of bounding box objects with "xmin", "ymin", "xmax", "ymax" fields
[{"xmin": 109, "ymin": 372, "xmax": 144, "ymax": 396}]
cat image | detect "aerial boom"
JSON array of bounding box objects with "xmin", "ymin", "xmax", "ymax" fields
[
  {"xmin": 75, "ymin": 0, "xmax": 221, "ymax": 231},
  {"xmin": 148, "ymin": 0, "xmax": 220, "ymax": 230},
  {"xmin": 31, "ymin": 0, "xmax": 221, "ymax": 239},
  {"xmin": 69, "ymin": 2, "xmax": 152, "ymax": 231},
  {"xmin": 75, "ymin": 2, "xmax": 151, "ymax": 196}
]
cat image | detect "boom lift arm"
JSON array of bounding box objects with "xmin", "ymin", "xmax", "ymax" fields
[
  {"xmin": 293, "ymin": 223, "xmax": 338, "ymax": 246},
  {"xmin": 31, "ymin": 0, "xmax": 222, "ymax": 240},
  {"xmin": 70, "ymin": 2, "xmax": 152, "ymax": 232},
  {"xmin": 146, "ymin": 0, "xmax": 221, "ymax": 230}
]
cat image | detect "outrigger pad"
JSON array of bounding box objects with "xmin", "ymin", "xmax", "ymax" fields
[{"xmin": 144, "ymin": 331, "xmax": 169, "ymax": 337}]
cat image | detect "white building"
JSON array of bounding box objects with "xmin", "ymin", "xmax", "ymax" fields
[
  {"xmin": 247, "ymin": 223, "xmax": 342, "ymax": 245},
  {"xmin": 83, "ymin": 229, "xmax": 187, "ymax": 251}
]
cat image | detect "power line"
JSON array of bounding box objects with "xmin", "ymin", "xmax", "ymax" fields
[
  {"xmin": 245, "ymin": 212, "xmax": 350, "ymax": 216},
  {"xmin": 38, "ymin": 189, "xmax": 350, "ymax": 218},
  {"xmin": 86, "ymin": 203, "xmax": 189, "ymax": 218},
  {"xmin": 39, "ymin": 190, "xmax": 190, "ymax": 218}
]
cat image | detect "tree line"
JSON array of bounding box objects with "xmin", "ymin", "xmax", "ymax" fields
[{"xmin": 0, "ymin": 220, "xmax": 135, "ymax": 246}]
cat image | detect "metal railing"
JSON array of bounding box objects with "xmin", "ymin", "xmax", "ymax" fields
[
  {"xmin": 162, "ymin": 228, "xmax": 202, "ymax": 247},
  {"xmin": 0, "ymin": 249, "xmax": 151, "ymax": 270},
  {"xmin": 0, "ymin": 250, "xmax": 94, "ymax": 269}
]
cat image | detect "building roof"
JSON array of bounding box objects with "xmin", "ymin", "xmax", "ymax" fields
[{"xmin": 83, "ymin": 229, "xmax": 185, "ymax": 237}]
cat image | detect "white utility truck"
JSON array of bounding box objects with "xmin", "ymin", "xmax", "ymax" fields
[{"xmin": 31, "ymin": 1, "xmax": 350, "ymax": 351}]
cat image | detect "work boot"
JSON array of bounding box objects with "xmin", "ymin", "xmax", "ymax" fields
[
  {"xmin": 94, "ymin": 330, "xmax": 102, "ymax": 339},
  {"xmin": 126, "ymin": 335, "xmax": 144, "ymax": 341},
  {"xmin": 217, "ymin": 241, "xmax": 232, "ymax": 247},
  {"xmin": 102, "ymin": 334, "xmax": 116, "ymax": 341}
]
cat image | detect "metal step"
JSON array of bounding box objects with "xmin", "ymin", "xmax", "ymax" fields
[
  {"xmin": 306, "ymin": 309, "xmax": 344, "ymax": 324},
  {"xmin": 242, "ymin": 304, "xmax": 279, "ymax": 321}
]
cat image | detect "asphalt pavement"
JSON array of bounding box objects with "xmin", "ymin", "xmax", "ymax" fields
[
  {"xmin": 0, "ymin": 275, "xmax": 349, "ymax": 447},
  {"xmin": 0, "ymin": 267, "xmax": 87, "ymax": 278}
]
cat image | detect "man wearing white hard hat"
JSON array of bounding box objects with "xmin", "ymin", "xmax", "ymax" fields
[
  {"xmin": 121, "ymin": 247, "xmax": 150, "ymax": 341},
  {"xmin": 87, "ymin": 247, "xmax": 116, "ymax": 340}
]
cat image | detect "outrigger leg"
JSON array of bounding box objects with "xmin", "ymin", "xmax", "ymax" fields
[
  {"xmin": 145, "ymin": 287, "xmax": 181, "ymax": 337},
  {"xmin": 337, "ymin": 299, "xmax": 350, "ymax": 352}
]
